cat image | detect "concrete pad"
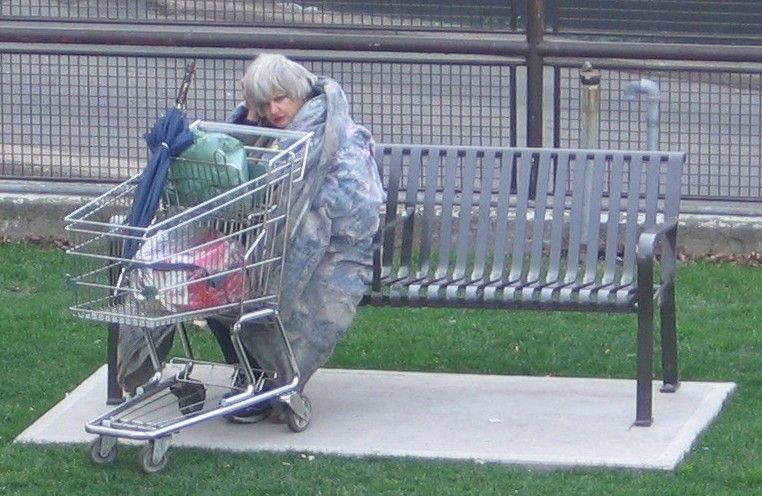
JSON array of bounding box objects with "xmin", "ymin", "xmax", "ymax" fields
[{"xmin": 16, "ymin": 365, "xmax": 735, "ymax": 470}]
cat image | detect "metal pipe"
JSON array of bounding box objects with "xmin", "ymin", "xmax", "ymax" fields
[
  {"xmin": 4, "ymin": 20, "xmax": 762, "ymax": 62},
  {"xmin": 579, "ymin": 62, "xmax": 601, "ymax": 242},
  {"xmin": 579, "ymin": 61, "xmax": 601, "ymax": 149},
  {"xmin": 624, "ymin": 78, "xmax": 660, "ymax": 150},
  {"xmin": 0, "ymin": 20, "xmax": 530, "ymax": 56},
  {"xmin": 0, "ymin": 180, "xmax": 111, "ymax": 196},
  {"xmin": 541, "ymin": 36, "xmax": 762, "ymax": 63}
]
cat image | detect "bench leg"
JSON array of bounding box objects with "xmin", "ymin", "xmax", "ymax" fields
[
  {"xmin": 659, "ymin": 283, "xmax": 679, "ymax": 393},
  {"xmin": 635, "ymin": 298, "xmax": 654, "ymax": 427},
  {"xmin": 106, "ymin": 323, "xmax": 124, "ymax": 405}
]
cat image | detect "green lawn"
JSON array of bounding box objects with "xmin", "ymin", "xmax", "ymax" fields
[{"xmin": 0, "ymin": 243, "xmax": 760, "ymax": 495}]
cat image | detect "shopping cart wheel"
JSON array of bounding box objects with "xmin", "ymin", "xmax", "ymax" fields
[
  {"xmin": 139, "ymin": 440, "xmax": 169, "ymax": 474},
  {"xmin": 286, "ymin": 394, "xmax": 312, "ymax": 433},
  {"xmin": 89, "ymin": 435, "xmax": 117, "ymax": 465}
]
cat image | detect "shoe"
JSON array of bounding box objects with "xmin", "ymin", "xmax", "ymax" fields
[
  {"xmin": 226, "ymin": 369, "xmax": 273, "ymax": 424},
  {"xmin": 229, "ymin": 402, "xmax": 273, "ymax": 424},
  {"xmin": 169, "ymin": 379, "xmax": 206, "ymax": 415}
]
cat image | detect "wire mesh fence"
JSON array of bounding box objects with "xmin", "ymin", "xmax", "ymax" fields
[
  {"xmin": 0, "ymin": 50, "xmax": 516, "ymax": 181},
  {"xmin": 1, "ymin": 1, "xmax": 761, "ymax": 203},
  {"xmin": 553, "ymin": 64, "xmax": 762, "ymax": 201},
  {"xmin": 547, "ymin": 0, "xmax": 762, "ymax": 43},
  {"xmin": 0, "ymin": 0, "xmax": 518, "ymax": 31}
]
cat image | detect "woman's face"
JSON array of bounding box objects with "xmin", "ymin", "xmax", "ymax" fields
[{"xmin": 260, "ymin": 92, "xmax": 304, "ymax": 129}]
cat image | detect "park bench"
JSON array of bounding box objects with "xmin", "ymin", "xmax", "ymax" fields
[
  {"xmin": 104, "ymin": 144, "xmax": 685, "ymax": 427},
  {"xmin": 365, "ymin": 145, "xmax": 686, "ymax": 426}
]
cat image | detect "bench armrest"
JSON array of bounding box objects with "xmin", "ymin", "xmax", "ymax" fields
[{"xmin": 636, "ymin": 219, "xmax": 679, "ymax": 295}]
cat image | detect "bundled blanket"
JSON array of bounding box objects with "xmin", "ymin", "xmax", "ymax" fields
[{"xmin": 232, "ymin": 76, "xmax": 385, "ymax": 389}]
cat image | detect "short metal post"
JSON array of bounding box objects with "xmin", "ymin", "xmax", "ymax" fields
[
  {"xmin": 579, "ymin": 61, "xmax": 601, "ymax": 246},
  {"xmin": 580, "ymin": 61, "xmax": 601, "ymax": 150}
]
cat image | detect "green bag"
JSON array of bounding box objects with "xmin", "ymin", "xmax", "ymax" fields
[{"xmin": 167, "ymin": 129, "xmax": 267, "ymax": 209}]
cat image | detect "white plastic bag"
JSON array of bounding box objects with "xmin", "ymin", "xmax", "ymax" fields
[{"xmin": 130, "ymin": 228, "xmax": 246, "ymax": 312}]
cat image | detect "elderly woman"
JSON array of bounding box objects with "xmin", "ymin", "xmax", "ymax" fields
[{"xmin": 206, "ymin": 54, "xmax": 385, "ymax": 422}]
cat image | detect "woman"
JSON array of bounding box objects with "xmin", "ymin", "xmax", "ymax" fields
[{"xmin": 207, "ymin": 53, "xmax": 385, "ymax": 422}]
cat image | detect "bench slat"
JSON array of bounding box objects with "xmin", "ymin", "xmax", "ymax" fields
[
  {"xmin": 486, "ymin": 149, "xmax": 517, "ymax": 288},
  {"xmin": 601, "ymin": 152, "xmax": 627, "ymax": 287},
  {"xmin": 582, "ymin": 152, "xmax": 608, "ymax": 286},
  {"xmin": 562, "ymin": 152, "xmax": 589, "ymax": 287},
  {"xmin": 664, "ymin": 154, "xmax": 684, "ymax": 219},
  {"xmin": 527, "ymin": 150, "xmax": 554, "ymax": 284},
  {"xmin": 544, "ymin": 150, "xmax": 572, "ymax": 286},
  {"xmin": 433, "ymin": 149, "xmax": 460, "ymax": 283},
  {"xmin": 470, "ymin": 151, "xmax": 501, "ymax": 282},
  {"xmin": 645, "ymin": 152, "xmax": 661, "ymax": 228},
  {"xmin": 418, "ymin": 148, "xmax": 441, "ymax": 278},
  {"xmin": 508, "ymin": 151, "xmax": 534, "ymax": 283},
  {"xmin": 521, "ymin": 151, "xmax": 568, "ymax": 303},
  {"xmin": 452, "ymin": 149, "xmax": 480, "ymax": 284},
  {"xmin": 620, "ymin": 154, "xmax": 646, "ymax": 286},
  {"xmin": 398, "ymin": 147, "xmax": 423, "ymax": 281},
  {"xmin": 380, "ymin": 146, "xmax": 403, "ymax": 282}
]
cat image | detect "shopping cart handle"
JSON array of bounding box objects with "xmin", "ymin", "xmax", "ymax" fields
[{"xmin": 234, "ymin": 307, "xmax": 277, "ymax": 327}]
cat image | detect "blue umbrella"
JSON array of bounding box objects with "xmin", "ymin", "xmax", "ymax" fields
[
  {"xmin": 122, "ymin": 63, "xmax": 196, "ymax": 260},
  {"xmin": 122, "ymin": 107, "xmax": 195, "ymax": 259}
]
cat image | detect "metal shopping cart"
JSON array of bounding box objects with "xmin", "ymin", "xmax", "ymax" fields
[{"xmin": 65, "ymin": 120, "xmax": 313, "ymax": 473}]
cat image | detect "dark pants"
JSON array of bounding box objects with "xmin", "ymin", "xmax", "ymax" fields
[{"xmin": 206, "ymin": 315, "xmax": 259, "ymax": 368}]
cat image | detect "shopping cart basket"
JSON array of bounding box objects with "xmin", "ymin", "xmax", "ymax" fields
[{"xmin": 65, "ymin": 120, "xmax": 313, "ymax": 473}]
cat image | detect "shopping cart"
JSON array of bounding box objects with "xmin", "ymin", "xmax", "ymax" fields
[{"xmin": 65, "ymin": 120, "xmax": 313, "ymax": 473}]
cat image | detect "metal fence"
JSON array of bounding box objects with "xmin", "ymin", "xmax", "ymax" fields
[
  {"xmin": 547, "ymin": 0, "xmax": 762, "ymax": 43},
  {"xmin": 5, "ymin": 1, "xmax": 762, "ymax": 42},
  {"xmin": 0, "ymin": 0, "xmax": 519, "ymax": 31},
  {"xmin": 552, "ymin": 61, "xmax": 762, "ymax": 201},
  {"xmin": 1, "ymin": 0, "xmax": 761, "ymax": 204},
  {"xmin": 0, "ymin": 47, "xmax": 517, "ymax": 181}
]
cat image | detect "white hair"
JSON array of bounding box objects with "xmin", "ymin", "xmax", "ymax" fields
[{"xmin": 241, "ymin": 54, "xmax": 317, "ymax": 112}]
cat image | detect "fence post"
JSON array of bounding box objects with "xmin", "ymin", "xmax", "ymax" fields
[
  {"xmin": 526, "ymin": 0, "xmax": 545, "ymax": 148},
  {"xmin": 526, "ymin": 0, "xmax": 545, "ymax": 198}
]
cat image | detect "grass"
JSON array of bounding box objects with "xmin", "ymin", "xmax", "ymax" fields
[{"xmin": 0, "ymin": 242, "xmax": 760, "ymax": 495}]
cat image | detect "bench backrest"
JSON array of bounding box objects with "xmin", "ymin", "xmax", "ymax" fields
[{"xmin": 372, "ymin": 145, "xmax": 685, "ymax": 302}]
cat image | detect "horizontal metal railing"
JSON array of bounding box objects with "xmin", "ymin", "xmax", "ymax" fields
[{"xmin": 0, "ymin": 0, "xmax": 521, "ymax": 32}]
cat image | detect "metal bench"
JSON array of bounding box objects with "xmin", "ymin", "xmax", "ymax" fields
[{"xmin": 365, "ymin": 145, "xmax": 686, "ymax": 426}]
